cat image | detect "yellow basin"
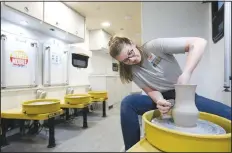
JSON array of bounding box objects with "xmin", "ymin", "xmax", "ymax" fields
[
  {"xmin": 64, "ymin": 94, "xmax": 91, "ymax": 105},
  {"xmin": 88, "ymin": 91, "xmax": 108, "ymax": 99},
  {"xmin": 22, "ymin": 99, "xmax": 60, "ymax": 115},
  {"xmin": 143, "ymin": 110, "xmax": 231, "ymax": 152}
]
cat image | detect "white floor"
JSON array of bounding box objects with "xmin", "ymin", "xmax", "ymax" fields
[{"xmin": 1, "ymin": 104, "xmax": 124, "ymax": 152}]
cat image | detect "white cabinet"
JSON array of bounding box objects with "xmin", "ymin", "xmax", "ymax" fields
[
  {"xmin": 44, "ymin": 2, "xmax": 85, "ymax": 40},
  {"xmin": 67, "ymin": 8, "xmax": 85, "ymax": 39},
  {"xmin": 4, "ymin": 2, "xmax": 44, "ymax": 21},
  {"xmin": 89, "ymin": 29, "xmax": 112, "ymax": 52},
  {"xmin": 106, "ymin": 77, "xmax": 118, "ymax": 106},
  {"xmin": 44, "ymin": 2, "xmax": 70, "ymax": 32},
  {"xmin": 106, "ymin": 76, "xmax": 131, "ymax": 106},
  {"xmin": 43, "ymin": 40, "xmax": 69, "ymax": 86},
  {"xmin": 1, "ymin": 31, "xmax": 39, "ymax": 88},
  {"xmin": 89, "ymin": 76, "xmax": 107, "ymax": 91}
]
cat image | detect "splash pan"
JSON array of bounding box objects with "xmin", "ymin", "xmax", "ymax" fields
[
  {"xmin": 151, "ymin": 117, "xmax": 226, "ymax": 135},
  {"xmin": 88, "ymin": 91, "xmax": 108, "ymax": 99},
  {"xmin": 143, "ymin": 110, "xmax": 231, "ymax": 152},
  {"xmin": 64, "ymin": 94, "xmax": 91, "ymax": 105},
  {"xmin": 22, "ymin": 99, "xmax": 60, "ymax": 115}
]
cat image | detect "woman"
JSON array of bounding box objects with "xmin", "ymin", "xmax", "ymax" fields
[{"xmin": 108, "ymin": 36, "xmax": 231, "ymax": 150}]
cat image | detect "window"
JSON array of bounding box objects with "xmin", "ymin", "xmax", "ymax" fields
[{"xmin": 211, "ymin": 1, "xmax": 224, "ymax": 43}]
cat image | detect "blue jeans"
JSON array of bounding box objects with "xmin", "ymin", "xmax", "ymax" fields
[{"xmin": 120, "ymin": 91, "xmax": 231, "ymax": 150}]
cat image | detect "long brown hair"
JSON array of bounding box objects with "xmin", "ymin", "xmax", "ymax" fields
[{"xmin": 108, "ymin": 36, "xmax": 144, "ymax": 84}]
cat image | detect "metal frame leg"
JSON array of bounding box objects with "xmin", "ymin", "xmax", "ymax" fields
[
  {"xmin": 74, "ymin": 108, "xmax": 78, "ymax": 116},
  {"xmin": 65, "ymin": 108, "xmax": 70, "ymax": 120},
  {"xmin": 47, "ymin": 118, "xmax": 56, "ymax": 148},
  {"xmin": 102, "ymin": 101, "xmax": 107, "ymax": 117},
  {"xmin": 1, "ymin": 118, "xmax": 9, "ymax": 147},
  {"xmin": 82, "ymin": 107, "xmax": 88, "ymax": 128},
  {"xmin": 19, "ymin": 119, "xmax": 25, "ymax": 136}
]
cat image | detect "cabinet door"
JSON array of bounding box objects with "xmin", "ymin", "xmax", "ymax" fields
[
  {"xmin": 102, "ymin": 31, "xmax": 111, "ymax": 49},
  {"xmin": 67, "ymin": 9, "xmax": 85, "ymax": 39},
  {"xmin": 44, "ymin": 2, "xmax": 71, "ymax": 32},
  {"xmin": 43, "ymin": 40, "xmax": 69, "ymax": 86},
  {"xmin": 106, "ymin": 77, "xmax": 117, "ymax": 106},
  {"xmin": 4, "ymin": 2, "xmax": 43, "ymax": 21},
  {"xmin": 74, "ymin": 13, "xmax": 85, "ymax": 39},
  {"xmin": 1, "ymin": 32, "xmax": 38, "ymax": 88}
]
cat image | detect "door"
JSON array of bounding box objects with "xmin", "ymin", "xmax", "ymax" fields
[{"xmin": 4, "ymin": 2, "xmax": 44, "ymax": 21}]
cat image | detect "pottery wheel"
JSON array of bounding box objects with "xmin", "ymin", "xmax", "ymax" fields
[{"xmin": 151, "ymin": 117, "xmax": 226, "ymax": 135}]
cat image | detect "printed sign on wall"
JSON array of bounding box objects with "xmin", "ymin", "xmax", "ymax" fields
[
  {"xmin": 51, "ymin": 52, "xmax": 61, "ymax": 65},
  {"xmin": 10, "ymin": 50, "xmax": 28, "ymax": 67}
]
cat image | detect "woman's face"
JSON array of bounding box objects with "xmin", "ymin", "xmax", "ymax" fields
[{"xmin": 115, "ymin": 43, "xmax": 141, "ymax": 65}]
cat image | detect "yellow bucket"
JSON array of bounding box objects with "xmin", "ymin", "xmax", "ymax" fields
[
  {"xmin": 88, "ymin": 91, "xmax": 108, "ymax": 99},
  {"xmin": 143, "ymin": 110, "xmax": 231, "ymax": 152},
  {"xmin": 22, "ymin": 99, "xmax": 60, "ymax": 115},
  {"xmin": 64, "ymin": 94, "xmax": 92, "ymax": 105}
]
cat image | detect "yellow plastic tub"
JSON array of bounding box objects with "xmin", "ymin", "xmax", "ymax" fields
[
  {"xmin": 64, "ymin": 94, "xmax": 91, "ymax": 105},
  {"xmin": 88, "ymin": 91, "xmax": 108, "ymax": 99},
  {"xmin": 143, "ymin": 110, "xmax": 231, "ymax": 152},
  {"xmin": 22, "ymin": 99, "xmax": 60, "ymax": 115}
]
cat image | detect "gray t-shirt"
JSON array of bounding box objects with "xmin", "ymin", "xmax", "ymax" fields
[{"xmin": 132, "ymin": 37, "xmax": 188, "ymax": 92}]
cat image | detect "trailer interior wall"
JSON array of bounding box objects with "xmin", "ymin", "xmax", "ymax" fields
[
  {"xmin": 208, "ymin": 2, "xmax": 231, "ymax": 106},
  {"xmin": 141, "ymin": 2, "xmax": 231, "ymax": 106},
  {"xmin": 1, "ymin": 20, "xmax": 91, "ymax": 111}
]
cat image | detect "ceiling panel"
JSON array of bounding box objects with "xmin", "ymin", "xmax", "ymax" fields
[{"xmin": 65, "ymin": 2, "xmax": 142, "ymax": 45}]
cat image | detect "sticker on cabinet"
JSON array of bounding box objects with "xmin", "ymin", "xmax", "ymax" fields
[
  {"xmin": 51, "ymin": 52, "xmax": 61, "ymax": 65},
  {"xmin": 10, "ymin": 50, "xmax": 28, "ymax": 67}
]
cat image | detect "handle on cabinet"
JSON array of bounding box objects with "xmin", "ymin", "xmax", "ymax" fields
[
  {"xmin": 24, "ymin": 7, "xmax": 29, "ymax": 12},
  {"xmin": 56, "ymin": 22, "xmax": 59, "ymax": 26},
  {"xmin": 1, "ymin": 34, "xmax": 7, "ymax": 88},
  {"xmin": 31, "ymin": 43, "xmax": 38, "ymax": 86},
  {"xmin": 45, "ymin": 46, "xmax": 51, "ymax": 85}
]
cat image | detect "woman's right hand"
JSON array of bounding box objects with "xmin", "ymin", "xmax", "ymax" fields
[{"xmin": 156, "ymin": 99, "xmax": 172, "ymax": 114}]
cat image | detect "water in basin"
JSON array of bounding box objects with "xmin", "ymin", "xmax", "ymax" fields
[
  {"xmin": 151, "ymin": 117, "xmax": 226, "ymax": 135},
  {"xmin": 27, "ymin": 101, "xmax": 54, "ymax": 105},
  {"xmin": 69, "ymin": 96, "xmax": 86, "ymax": 98}
]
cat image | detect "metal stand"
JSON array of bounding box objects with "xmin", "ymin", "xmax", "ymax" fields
[
  {"xmin": 47, "ymin": 118, "xmax": 56, "ymax": 148},
  {"xmin": 0, "ymin": 118, "xmax": 9, "ymax": 147},
  {"xmin": 19, "ymin": 120, "xmax": 25, "ymax": 136},
  {"xmin": 74, "ymin": 108, "xmax": 78, "ymax": 116},
  {"xmin": 65, "ymin": 109, "xmax": 70, "ymax": 120},
  {"xmin": 82, "ymin": 107, "xmax": 88, "ymax": 128},
  {"xmin": 102, "ymin": 101, "xmax": 107, "ymax": 117}
]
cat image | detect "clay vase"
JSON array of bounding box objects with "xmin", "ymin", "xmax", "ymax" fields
[{"xmin": 171, "ymin": 84, "xmax": 199, "ymax": 127}]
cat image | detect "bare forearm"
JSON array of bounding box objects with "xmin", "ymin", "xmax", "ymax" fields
[
  {"xmin": 147, "ymin": 90, "xmax": 164, "ymax": 103},
  {"xmin": 183, "ymin": 38, "xmax": 207, "ymax": 74}
]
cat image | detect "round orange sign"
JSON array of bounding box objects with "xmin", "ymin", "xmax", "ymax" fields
[{"xmin": 10, "ymin": 50, "xmax": 28, "ymax": 66}]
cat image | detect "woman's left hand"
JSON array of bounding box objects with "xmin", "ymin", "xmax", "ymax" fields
[{"xmin": 177, "ymin": 71, "xmax": 191, "ymax": 84}]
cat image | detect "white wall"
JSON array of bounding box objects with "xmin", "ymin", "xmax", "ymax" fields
[
  {"xmin": 1, "ymin": 19, "xmax": 90, "ymax": 111},
  {"xmin": 207, "ymin": 3, "xmax": 231, "ymax": 106},
  {"xmin": 88, "ymin": 51, "xmax": 119, "ymax": 91},
  {"xmin": 90, "ymin": 52, "xmax": 119, "ymax": 76},
  {"xmin": 141, "ymin": 2, "xmax": 230, "ymax": 106}
]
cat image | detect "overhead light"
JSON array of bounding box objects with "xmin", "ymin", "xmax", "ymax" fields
[
  {"xmin": 124, "ymin": 15, "xmax": 132, "ymax": 20},
  {"xmin": 101, "ymin": 22, "xmax": 111, "ymax": 27},
  {"xmin": 135, "ymin": 33, "xmax": 141, "ymax": 36},
  {"xmin": 20, "ymin": 20, "xmax": 28, "ymax": 26}
]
